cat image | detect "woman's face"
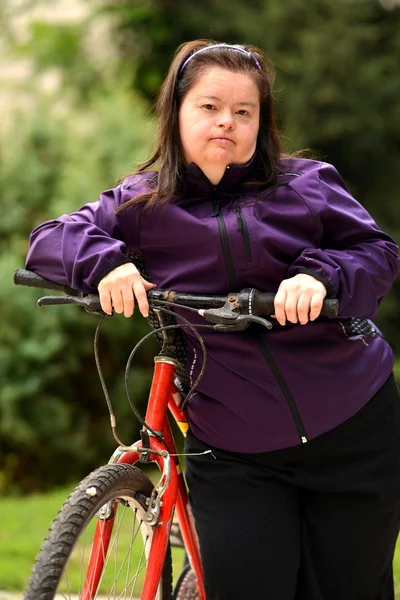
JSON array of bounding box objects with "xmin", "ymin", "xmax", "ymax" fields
[{"xmin": 178, "ymin": 67, "xmax": 260, "ymax": 184}]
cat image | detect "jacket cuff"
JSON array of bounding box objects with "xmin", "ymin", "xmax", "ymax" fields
[
  {"xmin": 287, "ymin": 267, "xmax": 334, "ymax": 297},
  {"xmin": 92, "ymin": 257, "xmax": 133, "ymax": 287}
]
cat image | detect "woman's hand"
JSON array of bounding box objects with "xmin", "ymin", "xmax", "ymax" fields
[
  {"xmin": 273, "ymin": 273, "xmax": 327, "ymax": 326},
  {"xmin": 98, "ymin": 263, "xmax": 156, "ymax": 318}
]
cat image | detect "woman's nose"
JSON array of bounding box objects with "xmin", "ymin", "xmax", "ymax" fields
[{"xmin": 216, "ymin": 110, "xmax": 234, "ymax": 129}]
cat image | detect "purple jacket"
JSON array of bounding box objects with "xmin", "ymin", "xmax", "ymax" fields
[{"xmin": 26, "ymin": 157, "xmax": 400, "ymax": 452}]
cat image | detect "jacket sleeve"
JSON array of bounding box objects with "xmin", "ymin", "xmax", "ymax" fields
[
  {"xmin": 287, "ymin": 163, "xmax": 400, "ymax": 318},
  {"xmin": 25, "ymin": 185, "xmax": 133, "ymax": 292}
]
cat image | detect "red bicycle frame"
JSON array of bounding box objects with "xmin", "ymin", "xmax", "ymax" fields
[{"xmin": 81, "ymin": 355, "xmax": 206, "ymax": 600}]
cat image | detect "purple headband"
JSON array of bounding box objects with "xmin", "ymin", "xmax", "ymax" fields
[{"xmin": 179, "ymin": 44, "xmax": 262, "ymax": 75}]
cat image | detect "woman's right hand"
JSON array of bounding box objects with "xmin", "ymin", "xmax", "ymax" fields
[{"xmin": 98, "ymin": 263, "xmax": 156, "ymax": 318}]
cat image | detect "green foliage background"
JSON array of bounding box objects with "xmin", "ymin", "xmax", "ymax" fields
[{"xmin": 1, "ymin": 0, "xmax": 400, "ymax": 494}]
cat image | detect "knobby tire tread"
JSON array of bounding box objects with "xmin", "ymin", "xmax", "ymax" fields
[{"xmin": 24, "ymin": 463, "xmax": 173, "ymax": 600}]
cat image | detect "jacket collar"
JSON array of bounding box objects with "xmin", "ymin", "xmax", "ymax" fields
[{"xmin": 181, "ymin": 152, "xmax": 261, "ymax": 198}]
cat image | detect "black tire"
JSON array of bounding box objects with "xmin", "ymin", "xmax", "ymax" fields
[
  {"xmin": 24, "ymin": 463, "xmax": 173, "ymax": 599},
  {"xmin": 173, "ymin": 564, "xmax": 200, "ymax": 599}
]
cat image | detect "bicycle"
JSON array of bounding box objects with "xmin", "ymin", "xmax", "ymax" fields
[{"xmin": 14, "ymin": 267, "xmax": 338, "ymax": 600}]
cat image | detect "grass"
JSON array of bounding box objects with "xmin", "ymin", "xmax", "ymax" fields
[
  {"xmin": 1, "ymin": 485, "xmax": 400, "ymax": 594},
  {"xmin": 0, "ymin": 487, "xmax": 70, "ymax": 590}
]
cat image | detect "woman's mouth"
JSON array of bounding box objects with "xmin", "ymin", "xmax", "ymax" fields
[{"xmin": 211, "ymin": 137, "xmax": 234, "ymax": 145}]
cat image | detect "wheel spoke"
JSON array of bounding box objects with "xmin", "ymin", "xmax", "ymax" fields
[
  {"xmin": 107, "ymin": 508, "xmax": 140, "ymax": 598},
  {"xmin": 123, "ymin": 535, "xmax": 150, "ymax": 598},
  {"xmin": 63, "ymin": 565, "xmax": 71, "ymax": 600},
  {"xmin": 123, "ymin": 514, "xmax": 136, "ymax": 599}
]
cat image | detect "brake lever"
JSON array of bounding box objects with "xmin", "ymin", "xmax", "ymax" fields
[
  {"xmin": 199, "ymin": 308, "xmax": 272, "ymax": 331},
  {"xmin": 37, "ymin": 294, "xmax": 106, "ymax": 316}
]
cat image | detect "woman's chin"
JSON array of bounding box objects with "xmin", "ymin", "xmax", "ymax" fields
[{"xmin": 211, "ymin": 147, "xmax": 234, "ymax": 161}]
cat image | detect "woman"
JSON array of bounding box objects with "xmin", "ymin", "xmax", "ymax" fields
[{"xmin": 26, "ymin": 40, "xmax": 400, "ymax": 599}]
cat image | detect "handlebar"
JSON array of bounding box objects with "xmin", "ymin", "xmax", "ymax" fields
[
  {"xmin": 14, "ymin": 269, "xmax": 339, "ymax": 330},
  {"xmin": 14, "ymin": 269, "xmax": 81, "ymax": 296}
]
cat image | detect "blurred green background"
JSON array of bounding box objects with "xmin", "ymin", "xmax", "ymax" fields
[{"xmin": 1, "ymin": 0, "xmax": 400, "ymax": 497}]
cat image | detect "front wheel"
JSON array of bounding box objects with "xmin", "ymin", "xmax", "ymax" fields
[{"xmin": 24, "ymin": 463, "xmax": 173, "ymax": 599}]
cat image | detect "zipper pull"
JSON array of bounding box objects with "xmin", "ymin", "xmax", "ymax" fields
[
  {"xmin": 236, "ymin": 207, "xmax": 243, "ymax": 231},
  {"xmin": 212, "ymin": 189, "xmax": 220, "ymax": 217}
]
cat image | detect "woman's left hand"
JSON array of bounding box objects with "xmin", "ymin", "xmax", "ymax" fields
[{"xmin": 273, "ymin": 273, "xmax": 327, "ymax": 326}]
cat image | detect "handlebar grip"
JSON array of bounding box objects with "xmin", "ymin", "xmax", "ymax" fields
[
  {"xmin": 14, "ymin": 269, "xmax": 78, "ymax": 295},
  {"xmin": 252, "ymin": 290, "xmax": 339, "ymax": 317}
]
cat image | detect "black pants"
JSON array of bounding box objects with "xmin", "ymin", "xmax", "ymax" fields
[{"xmin": 185, "ymin": 374, "xmax": 400, "ymax": 600}]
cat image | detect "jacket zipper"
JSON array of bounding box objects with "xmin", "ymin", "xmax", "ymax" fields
[
  {"xmin": 212, "ymin": 191, "xmax": 238, "ymax": 290},
  {"xmin": 212, "ymin": 187, "xmax": 308, "ymax": 444},
  {"xmin": 257, "ymin": 338, "xmax": 308, "ymax": 443},
  {"xmin": 235, "ymin": 207, "xmax": 253, "ymax": 263}
]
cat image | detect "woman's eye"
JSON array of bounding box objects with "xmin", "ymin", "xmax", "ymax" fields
[
  {"xmin": 203, "ymin": 104, "xmax": 215, "ymax": 110},
  {"xmin": 238, "ymin": 110, "xmax": 249, "ymax": 116}
]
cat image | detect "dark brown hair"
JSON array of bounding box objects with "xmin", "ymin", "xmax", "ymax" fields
[{"xmin": 119, "ymin": 39, "xmax": 282, "ymax": 211}]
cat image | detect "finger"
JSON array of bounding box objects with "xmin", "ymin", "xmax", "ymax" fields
[
  {"xmin": 142, "ymin": 278, "xmax": 157, "ymax": 290},
  {"xmin": 274, "ymin": 288, "xmax": 287, "ymax": 326},
  {"xmin": 284, "ymin": 291, "xmax": 301, "ymax": 324},
  {"xmin": 111, "ymin": 289, "xmax": 124, "ymax": 314},
  {"xmin": 133, "ymin": 282, "xmax": 150, "ymax": 317},
  {"xmin": 297, "ymin": 293, "xmax": 311, "ymax": 325},
  {"xmin": 98, "ymin": 288, "xmax": 113, "ymax": 315},
  {"xmin": 121, "ymin": 286, "xmax": 135, "ymax": 318},
  {"xmin": 309, "ymin": 293, "xmax": 324, "ymax": 321}
]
